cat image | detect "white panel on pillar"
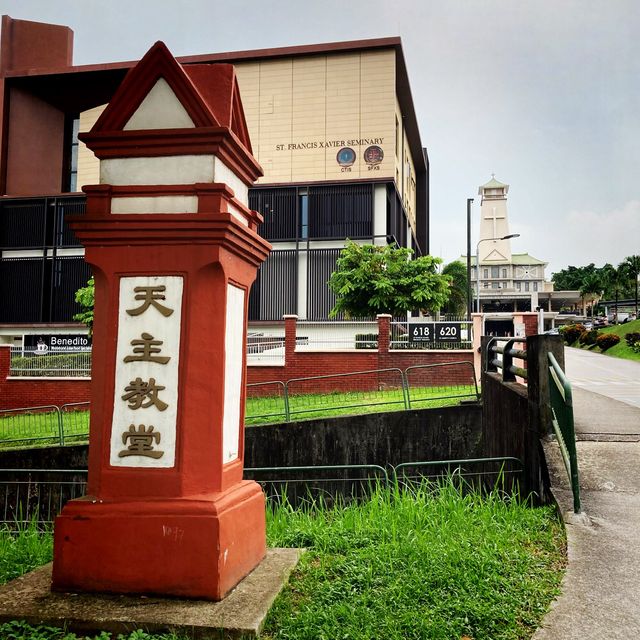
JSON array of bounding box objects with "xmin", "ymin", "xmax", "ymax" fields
[
  {"xmin": 222, "ymin": 284, "xmax": 245, "ymax": 464},
  {"xmin": 110, "ymin": 276, "xmax": 183, "ymax": 468},
  {"xmin": 124, "ymin": 78, "xmax": 195, "ymax": 130}
]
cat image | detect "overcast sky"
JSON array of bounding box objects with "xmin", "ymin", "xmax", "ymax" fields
[{"xmin": 5, "ymin": 0, "xmax": 639, "ymax": 276}]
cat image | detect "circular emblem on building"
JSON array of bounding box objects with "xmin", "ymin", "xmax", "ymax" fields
[
  {"xmin": 336, "ymin": 147, "xmax": 356, "ymax": 167},
  {"xmin": 364, "ymin": 145, "xmax": 384, "ymax": 165}
]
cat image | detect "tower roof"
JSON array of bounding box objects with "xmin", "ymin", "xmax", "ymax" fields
[{"xmin": 478, "ymin": 174, "xmax": 509, "ymax": 194}]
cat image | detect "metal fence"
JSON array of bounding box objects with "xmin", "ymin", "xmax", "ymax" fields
[
  {"xmin": 9, "ymin": 347, "xmax": 91, "ymax": 377},
  {"xmin": 548, "ymin": 352, "xmax": 580, "ymax": 513},
  {"xmin": 247, "ymin": 329, "xmax": 286, "ymax": 365},
  {"xmin": 246, "ymin": 362, "xmax": 480, "ymax": 424},
  {"xmin": 0, "ymin": 457, "xmax": 522, "ymax": 527},
  {"xmin": 486, "ymin": 337, "xmax": 528, "ymax": 382},
  {"xmin": 295, "ymin": 320, "xmax": 379, "ymax": 351},
  {"xmin": 0, "ymin": 403, "xmax": 90, "ymax": 449}
]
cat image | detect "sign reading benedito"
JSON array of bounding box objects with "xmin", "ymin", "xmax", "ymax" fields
[{"xmin": 110, "ymin": 275, "xmax": 183, "ymax": 468}]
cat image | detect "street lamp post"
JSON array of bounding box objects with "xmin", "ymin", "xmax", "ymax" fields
[
  {"xmin": 466, "ymin": 198, "xmax": 474, "ymax": 321},
  {"xmin": 475, "ymin": 233, "xmax": 520, "ymax": 314}
]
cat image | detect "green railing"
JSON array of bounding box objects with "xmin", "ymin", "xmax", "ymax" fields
[
  {"xmin": 0, "ymin": 457, "xmax": 522, "ymax": 527},
  {"xmin": 0, "ymin": 403, "xmax": 90, "ymax": 449},
  {"xmin": 246, "ymin": 362, "xmax": 480, "ymax": 425},
  {"xmin": 548, "ymin": 352, "xmax": 581, "ymax": 513}
]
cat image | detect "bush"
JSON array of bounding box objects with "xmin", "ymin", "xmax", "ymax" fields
[
  {"xmin": 10, "ymin": 352, "xmax": 91, "ymax": 377},
  {"xmin": 595, "ymin": 333, "xmax": 620, "ymax": 351},
  {"xmin": 559, "ymin": 323, "xmax": 585, "ymax": 344},
  {"xmin": 624, "ymin": 332, "xmax": 640, "ymax": 348},
  {"xmin": 579, "ymin": 329, "xmax": 600, "ymax": 346},
  {"xmin": 355, "ymin": 333, "xmax": 379, "ymax": 349}
]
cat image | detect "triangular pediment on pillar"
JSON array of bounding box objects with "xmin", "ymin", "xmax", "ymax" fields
[
  {"xmin": 484, "ymin": 249, "xmax": 508, "ymax": 262},
  {"xmin": 89, "ymin": 41, "xmax": 220, "ymax": 133},
  {"xmin": 79, "ymin": 40, "xmax": 260, "ymax": 182}
]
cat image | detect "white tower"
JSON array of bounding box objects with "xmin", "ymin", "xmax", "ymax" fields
[{"xmin": 478, "ymin": 175, "xmax": 512, "ymax": 264}]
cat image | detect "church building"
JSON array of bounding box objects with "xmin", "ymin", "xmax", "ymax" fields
[{"xmin": 468, "ymin": 176, "xmax": 550, "ymax": 313}]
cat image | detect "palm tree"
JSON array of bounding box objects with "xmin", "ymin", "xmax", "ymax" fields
[
  {"xmin": 580, "ymin": 273, "xmax": 603, "ymax": 319},
  {"xmin": 623, "ymin": 255, "xmax": 640, "ymax": 319},
  {"xmin": 441, "ymin": 260, "xmax": 468, "ymax": 317},
  {"xmin": 603, "ymin": 263, "xmax": 626, "ymax": 323}
]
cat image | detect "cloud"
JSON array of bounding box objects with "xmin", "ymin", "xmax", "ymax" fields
[{"xmin": 548, "ymin": 200, "xmax": 640, "ymax": 272}]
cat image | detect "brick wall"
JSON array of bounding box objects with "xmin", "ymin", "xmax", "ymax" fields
[
  {"xmin": 246, "ymin": 315, "xmax": 475, "ymax": 391},
  {"xmin": 1, "ymin": 317, "xmax": 476, "ymax": 409},
  {"xmin": 0, "ymin": 346, "xmax": 91, "ymax": 410}
]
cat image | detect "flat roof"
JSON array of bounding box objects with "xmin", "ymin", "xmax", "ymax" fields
[{"xmin": 3, "ymin": 36, "xmax": 426, "ymax": 175}]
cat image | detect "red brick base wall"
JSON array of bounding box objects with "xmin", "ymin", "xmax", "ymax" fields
[{"xmin": 0, "ymin": 316, "xmax": 476, "ymax": 410}]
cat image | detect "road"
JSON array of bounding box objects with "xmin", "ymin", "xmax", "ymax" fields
[{"xmin": 564, "ymin": 347, "xmax": 640, "ymax": 410}]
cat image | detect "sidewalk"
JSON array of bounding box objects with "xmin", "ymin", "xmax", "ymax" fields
[{"xmin": 534, "ymin": 388, "xmax": 640, "ymax": 639}]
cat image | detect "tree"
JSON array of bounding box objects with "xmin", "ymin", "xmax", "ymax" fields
[
  {"xmin": 579, "ymin": 273, "xmax": 603, "ymax": 319},
  {"xmin": 328, "ymin": 241, "xmax": 451, "ymax": 318},
  {"xmin": 441, "ymin": 260, "xmax": 468, "ymax": 316},
  {"xmin": 73, "ymin": 277, "xmax": 95, "ymax": 335},
  {"xmin": 622, "ymin": 255, "xmax": 640, "ymax": 319},
  {"xmin": 602, "ymin": 263, "xmax": 626, "ymax": 323}
]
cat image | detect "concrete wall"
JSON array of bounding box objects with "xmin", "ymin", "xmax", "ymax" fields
[{"xmin": 0, "ymin": 403, "xmax": 483, "ymax": 472}]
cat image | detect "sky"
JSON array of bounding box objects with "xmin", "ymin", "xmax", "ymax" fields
[{"xmin": 4, "ymin": 0, "xmax": 639, "ymax": 276}]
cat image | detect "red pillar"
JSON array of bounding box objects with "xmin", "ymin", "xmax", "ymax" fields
[{"xmin": 51, "ymin": 43, "xmax": 271, "ymax": 600}]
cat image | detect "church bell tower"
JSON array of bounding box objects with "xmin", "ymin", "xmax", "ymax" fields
[{"xmin": 478, "ymin": 175, "xmax": 512, "ymax": 264}]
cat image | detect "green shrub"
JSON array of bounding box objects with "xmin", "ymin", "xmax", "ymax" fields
[
  {"xmin": 559, "ymin": 323, "xmax": 585, "ymax": 344},
  {"xmin": 9, "ymin": 352, "xmax": 90, "ymax": 377},
  {"xmin": 579, "ymin": 328, "xmax": 600, "ymax": 346},
  {"xmin": 355, "ymin": 333, "xmax": 378, "ymax": 349},
  {"xmin": 624, "ymin": 332, "xmax": 640, "ymax": 348},
  {"xmin": 595, "ymin": 333, "xmax": 620, "ymax": 351}
]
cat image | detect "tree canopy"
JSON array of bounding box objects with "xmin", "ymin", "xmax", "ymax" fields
[
  {"xmin": 328, "ymin": 241, "xmax": 451, "ymax": 318},
  {"xmin": 73, "ymin": 277, "xmax": 95, "ymax": 335},
  {"xmin": 441, "ymin": 260, "xmax": 468, "ymax": 316}
]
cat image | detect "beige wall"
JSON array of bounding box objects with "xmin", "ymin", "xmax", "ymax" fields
[
  {"xmin": 75, "ymin": 48, "xmax": 418, "ymax": 233},
  {"xmin": 235, "ymin": 49, "xmax": 396, "ymax": 185},
  {"xmin": 76, "ymin": 104, "xmax": 105, "ymax": 188}
]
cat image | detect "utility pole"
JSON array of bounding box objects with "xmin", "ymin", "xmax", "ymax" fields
[{"xmin": 466, "ymin": 198, "xmax": 473, "ymax": 320}]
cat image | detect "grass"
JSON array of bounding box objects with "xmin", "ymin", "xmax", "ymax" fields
[
  {"xmin": 569, "ymin": 318, "xmax": 640, "ymax": 362},
  {"xmin": 0, "ymin": 385, "xmax": 478, "ymax": 447},
  {"xmin": 0, "ymin": 481, "xmax": 565, "ymax": 640}
]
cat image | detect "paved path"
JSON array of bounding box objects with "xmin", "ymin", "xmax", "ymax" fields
[
  {"xmin": 534, "ymin": 349, "xmax": 640, "ymax": 639},
  {"xmin": 564, "ymin": 347, "xmax": 640, "ymax": 409}
]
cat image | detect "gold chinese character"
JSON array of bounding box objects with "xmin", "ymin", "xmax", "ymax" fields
[
  {"xmin": 121, "ymin": 377, "xmax": 168, "ymax": 411},
  {"xmin": 118, "ymin": 424, "xmax": 164, "ymax": 459},
  {"xmin": 123, "ymin": 333, "xmax": 170, "ymax": 364},
  {"xmin": 126, "ymin": 285, "xmax": 174, "ymax": 317}
]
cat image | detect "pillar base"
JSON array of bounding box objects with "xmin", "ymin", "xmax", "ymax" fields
[{"xmin": 51, "ymin": 481, "xmax": 266, "ymax": 601}]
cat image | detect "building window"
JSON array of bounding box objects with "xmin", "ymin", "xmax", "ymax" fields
[
  {"xmin": 533, "ymin": 281, "xmax": 538, "ymax": 292},
  {"xmin": 395, "ymin": 116, "xmax": 400, "ymax": 158},
  {"xmin": 299, "ymin": 192, "xmax": 309, "ymax": 239},
  {"xmin": 492, "ymin": 282, "xmax": 499, "ymax": 289},
  {"xmin": 491, "ymin": 266, "xmax": 499, "ymax": 278},
  {"xmin": 516, "ymin": 282, "xmax": 521, "ymax": 291},
  {"xmin": 483, "ymin": 268, "xmax": 489, "ymax": 279},
  {"xmin": 484, "ymin": 282, "xmax": 489, "ymax": 288},
  {"xmin": 525, "ymin": 282, "xmax": 530, "ymax": 292},
  {"xmin": 502, "ymin": 268, "xmax": 507, "ymax": 278}
]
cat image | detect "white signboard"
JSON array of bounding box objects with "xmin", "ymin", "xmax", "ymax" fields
[
  {"xmin": 110, "ymin": 276, "xmax": 183, "ymax": 468},
  {"xmin": 222, "ymin": 284, "xmax": 245, "ymax": 464}
]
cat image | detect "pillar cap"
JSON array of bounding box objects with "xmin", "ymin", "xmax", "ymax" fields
[
  {"xmin": 282, "ymin": 315, "xmax": 298, "ymax": 320},
  {"xmin": 376, "ymin": 314, "xmax": 392, "ymax": 319}
]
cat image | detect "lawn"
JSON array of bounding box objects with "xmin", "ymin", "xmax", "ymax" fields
[
  {"xmin": 0, "ymin": 481, "xmax": 565, "ymax": 640},
  {"xmin": 568, "ymin": 318, "xmax": 640, "ymax": 362},
  {"xmin": 0, "ymin": 385, "xmax": 479, "ymax": 448}
]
